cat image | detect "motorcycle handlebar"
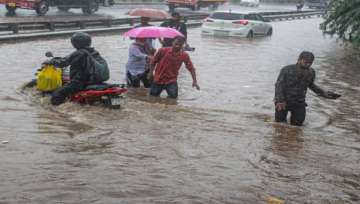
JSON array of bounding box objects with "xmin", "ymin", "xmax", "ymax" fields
[{"xmin": 42, "ymin": 57, "xmax": 63, "ymax": 66}]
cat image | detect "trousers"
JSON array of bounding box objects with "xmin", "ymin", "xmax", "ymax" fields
[
  {"xmin": 275, "ymin": 104, "xmax": 306, "ymax": 126},
  {"xmin": 51, "ymin": 81, "xmax": 85, "ymax": 106}
]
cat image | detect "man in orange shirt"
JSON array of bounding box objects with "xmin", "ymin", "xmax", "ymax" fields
[{"xmin": 148, "ymin": 36, "xmax": 200, "ymax": 98}]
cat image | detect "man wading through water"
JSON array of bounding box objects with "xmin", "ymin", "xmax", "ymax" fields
[
  {"xmin": 274, "ymin": 51, "xmax": 341, "ymax": 126},
  {"xmin": 148, "ymin": 36, "xmax": 200, "ymax": 98}
]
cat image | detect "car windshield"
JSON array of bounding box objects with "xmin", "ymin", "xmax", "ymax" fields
[{"xmin": 210, "ymin": 12, "xmax": 245, "ymax": 20}]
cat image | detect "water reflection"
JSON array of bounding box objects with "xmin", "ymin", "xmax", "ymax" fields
[
  {"xmin": 271, "ymin": 125, "xmax": 304, "ymax": 158},
  {"xmin": 127, "ymin": 87, "xmax": 179, "ymax": 105}
]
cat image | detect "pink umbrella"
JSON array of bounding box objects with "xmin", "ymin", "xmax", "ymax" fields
[
  {"xmin": 126, "ymin": 8, "xmax": 171, "ymax": 19},
  {"xmin": 123, "ymin": 26, "xmax": 184, "ymax": 38}
]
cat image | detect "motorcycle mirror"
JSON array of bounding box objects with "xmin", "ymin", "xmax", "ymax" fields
[{"xmin": 45, "ymin": 51, "xmax": 54, "ymax": 58}]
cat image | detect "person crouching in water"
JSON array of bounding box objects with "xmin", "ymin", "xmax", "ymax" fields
[
  {"xmin": 274, "ymin": 51, "xmax": 341, "ymax": 126},
  {"xmin": 50, "ymin": 32, "xmax": 107, "ymax": 105},
  {"xmin": 126, "ymin": 38, "xmax": 154, "ymax": 88},
  {"xmin": 148, "ymin": 36, "xmax": 200, "ymax": 99}
]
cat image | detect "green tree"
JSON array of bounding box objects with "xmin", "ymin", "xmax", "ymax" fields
[{"xmin": 321, "ymin": 0, "xmax": 360, "ymax": 44}]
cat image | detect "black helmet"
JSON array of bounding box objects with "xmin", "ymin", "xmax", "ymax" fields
[{"xmin": 71, "ymin": 32, "xmax": 92, "ymax": 49}]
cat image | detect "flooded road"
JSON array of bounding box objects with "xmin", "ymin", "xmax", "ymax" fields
[{"xmin": 0, "ymin": 18, "xmax": 359, "ymax": 203}]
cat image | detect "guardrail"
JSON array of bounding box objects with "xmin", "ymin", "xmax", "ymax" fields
[
  {"xmin": 0, "ymin": 21, "xmax": 204, "ymax": 42},
  {"xmin": 0, "ymin": 18, "xmax": 134, "ymax": 34},
  {"xmin": 0, "ymin": 13, "xmax": 209, "ymax": 35},
  {"xmin": 264, "ymin": 11, "xmax": 324, "ymax": 21},
  {"xmin": 0, "ymin": 10, "xmax": 324, "ymax": 41}
]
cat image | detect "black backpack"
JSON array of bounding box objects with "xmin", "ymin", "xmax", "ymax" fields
[{"xmin": 82, "ymin": 49, "xmax": 110, "ymax": 84}]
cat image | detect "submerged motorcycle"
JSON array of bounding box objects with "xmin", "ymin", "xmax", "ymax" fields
[{"xmin": 26, "ymin": 52, "xmax": 127, "ymax": 109}]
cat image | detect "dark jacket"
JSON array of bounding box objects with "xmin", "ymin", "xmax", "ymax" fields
[
  {"xmin": 55, "ymin": 47, "xmax": 104, "ymax": 83},
  {"xmin": 160, "ymin": 20, "xmax": 187, "ymax": 47},
  {"xmin": 274, "ymin": 64, "xmax": 327, "ymax": 105}
]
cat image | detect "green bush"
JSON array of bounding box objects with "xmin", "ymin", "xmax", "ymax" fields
[{"xmin": 321, "ymin": 0, "xmax": 360, "ymax": 44}]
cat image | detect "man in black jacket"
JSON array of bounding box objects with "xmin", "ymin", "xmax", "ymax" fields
[
  {"xmin": 50, "ymin": 32, "xmax": 107, "ymax": 106},
  {"xmin": 160, "ymin": 12, "xmax": 187, "ymax": 47},
  {"xmin": 274, "ymin": 51, "xmax": 341, "ymax": 126}
]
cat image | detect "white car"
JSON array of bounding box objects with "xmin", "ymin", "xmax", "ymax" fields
[
  {"xmin": 201, "ymin": 11, "xmax": 273, "ymax": 38},
  {"xmin": 240, "ymin": 0, "xmax": 260, "ymax": 7}
]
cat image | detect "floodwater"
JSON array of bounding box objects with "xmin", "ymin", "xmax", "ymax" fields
[{"xmin": 0, "ymin": 18, "xmax": 359, "ymax": 203}]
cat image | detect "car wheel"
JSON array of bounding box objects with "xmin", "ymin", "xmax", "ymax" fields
[
  {"xmin": 82, "ymin": 1, "xmax": 99, "ymax": 15},
  {"xmin": 266, "ymin": 28, "xmax": 273, "ymax": 36},
  {"xmin": 247, "ymin": 30, "xmax": 254, "ymax": 38},
  {"xmin": 35, "ymin": 0, "xmax": 49, "ymax": 16}
]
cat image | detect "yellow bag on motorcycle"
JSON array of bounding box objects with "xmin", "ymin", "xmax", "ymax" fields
[{"xmin": 36, "ymin": 65, "xmax": 62, "ymax": 92}]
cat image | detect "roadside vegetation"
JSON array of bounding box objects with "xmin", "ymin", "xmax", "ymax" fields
[{"xmin": 321, "ymin": 0, "xmax": 360, "ymax": 44}]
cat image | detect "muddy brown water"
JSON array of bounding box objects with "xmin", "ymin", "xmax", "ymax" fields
[{"xmin": 0, "ymin": 18, "xmax": 359, "ymax": 203}]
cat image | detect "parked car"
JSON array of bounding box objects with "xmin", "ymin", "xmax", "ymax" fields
[
  {"xmin": 0, "ymin": 0, "xmax": 113, "ymax": 16},
  {"xmin": 201, "ymin": 10, "xmax": 272, "ymax": 38},
  {"xmin": 305, "ymin": 0, "xmax": 328, "ymax": 9},
  {"xmin": 239, "ymin": 0, "xmax": 259, "ymax": 7}
]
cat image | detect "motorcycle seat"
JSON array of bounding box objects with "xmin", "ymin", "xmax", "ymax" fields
[{"xmin": 84, "ymin": 83, "xmax": 125, "ymax": 91}]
